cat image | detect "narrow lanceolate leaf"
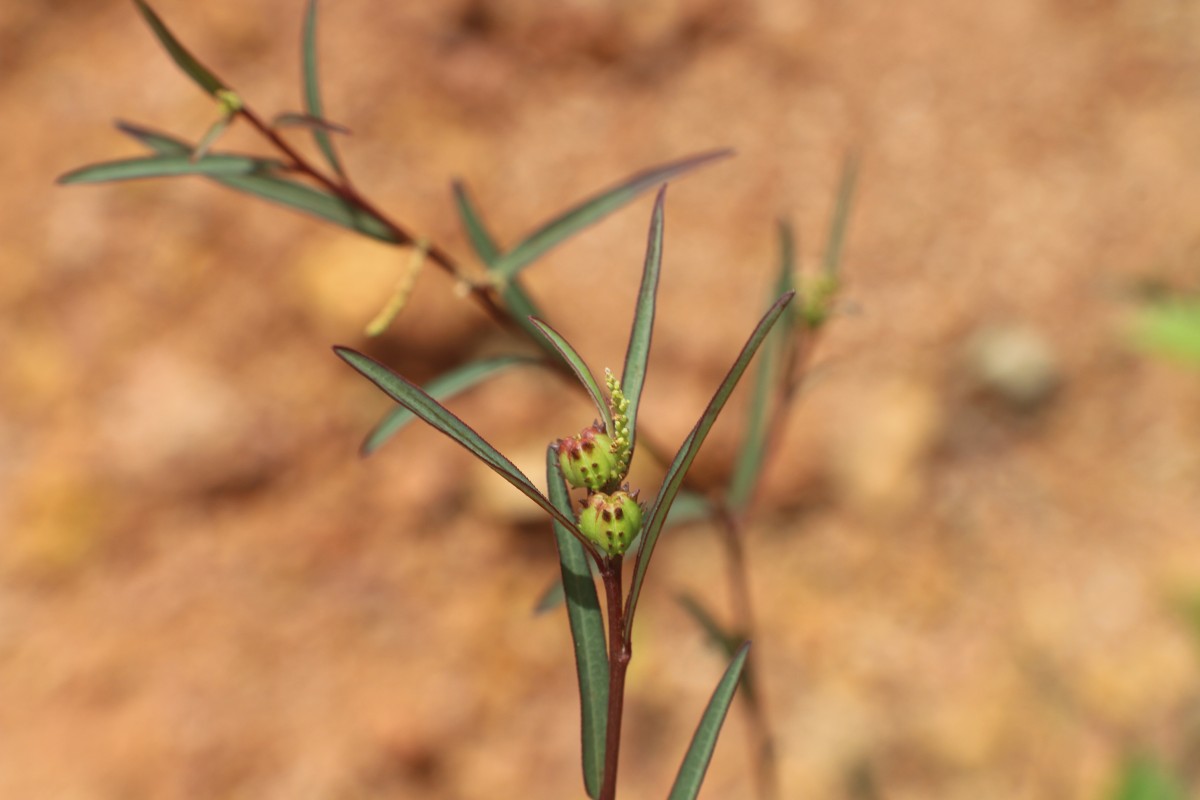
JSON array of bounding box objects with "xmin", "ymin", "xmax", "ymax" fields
[
  {"xmin": 677, "ymin": 593, "xmax": 738, "ymax": 658},
  {"xmin": 191, "ymin": 115, "xmax": 233, "ymax": 161},
  {"xmin": 57, "ymin": 153, "xmax": 275, "ymax": 185},
  {"xmin": 301, "ymin": 0, "xmax": 345, "ymax": 177},
  {"xmin": 452, "ymin": 180, "xmax": 502, "ymax": 265},
  {"xmin": 133, "ymin": 0, "xmax": 227, "ymax": 97},
  {"xmin": 667, "ymin": 642, "xmax": 751, "ymax": 800},
  {"xmin": 625, "ymin": 292, "xmax": 795, "ymax": 637},
  {"xmin": 535, "ymin": 546, "xmax": 602, "ymax": 615},
  {"xmin": 450, "ymin": 181, "xmax": 555, "ymax": 350},
  {"xmin": 334, "ymin": 347, "xmax": 589, "ymax": 542},
  {"xmin": 272, "ymin": 112, "xmax": 351, "ymax": 135},
  {"xmin": 533, "ymin": 576, "xmax": 565, "ymax": 615},
  {"xmin": 501, "ymin": 280, "xmax": 550, "ymax": 345},
  {"xmin": 218, "ymin": 172, "xmax": 399, "ymax": 241},
  {"xmin": 620, "ymin": 185, "xmax": 665, "ymax": 460},
  {"xmin": 117, "ymin": 120, "xmax": 210, "ymax": 156},
  {"xmin": 727, "ymin": 221, "xmax": 798, "ymax": 511},
  {"xmin": 489, "ymin": 148, "xmax": 733, "ymax": 282},
  {"xmin": 528, "ymin": 318, "xmax": 613, "ymax": 435},
  {"xmin": 114, "ymin": 122, "xmax": 401, "ymax": 243},
  {"xmin": 546, "ymin": 447, "xmax": 609, "ymax": 799},
  {"xmin": 821, "ymin": 152, "xmax": 859, "ymax": 277},
  {"xmin": 662, "ymin": 489, "xmax": 713, "ymax": 529},
  {"xmin": 361, "ymin": 355, "xmax": 538, "ymax": 455}
]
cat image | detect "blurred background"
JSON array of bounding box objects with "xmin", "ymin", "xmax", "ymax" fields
[{"xmin": 4, "ymin": 1, "xmax": 1200, "ymax": 797}]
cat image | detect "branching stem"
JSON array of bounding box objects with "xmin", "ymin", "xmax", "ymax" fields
[
  {"xmin": 716, "ymin": 507, "xmax": 777, "ymax": 800},
  {"xmin": 233, "ymin": 105, "xmax": 518, "ymax": 331},
  {"xmin": 714, "ymin": 325, "xmax": 824, "ymax": 800},
  {"xmin": 232, "ymin": 92, "xmax": 827, "ymax": 800}
]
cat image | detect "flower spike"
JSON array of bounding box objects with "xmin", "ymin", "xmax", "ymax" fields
[{"xmin": 605, "ymin": 369, "xmax": 632, "ymax": 477}]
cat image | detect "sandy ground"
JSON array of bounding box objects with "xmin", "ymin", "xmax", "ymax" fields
[{"xmin": 4, "ymin": 1, "xmax": 1200, "ymax": 798}]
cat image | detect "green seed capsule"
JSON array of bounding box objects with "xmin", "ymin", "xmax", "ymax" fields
[
  {"xmin": 578, "ymin": 490, "xmax": 642, "ymax": 556},
  {"xmin": 554, "ymin": 423, "xmax": 620, "ymax": 491}
]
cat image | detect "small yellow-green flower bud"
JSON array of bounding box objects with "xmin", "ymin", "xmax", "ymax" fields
[
  {"xmin": 800, "ymin": 273, "xmax": 839, "ymax": 330},
  {"xmin": 578, "ymin": 490, "xmax": 642, "ymax": 556},
  {"xmin": 604, "ymin": 369, "xmax": 632, "ymax": 476},
  {"xmin": 554, "ymin": 423, "xmax": 620, "ymax": 491}
]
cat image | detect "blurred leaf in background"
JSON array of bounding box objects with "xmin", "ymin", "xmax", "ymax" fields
[
  {"xmin": 1129, "ymin": 297, "xmax": 1200, "ymax": 367},
  {"xmin": 1109, "ymin": 754, "xmax": 1185, "ymax": 800}
]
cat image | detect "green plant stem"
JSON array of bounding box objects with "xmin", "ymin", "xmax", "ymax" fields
[
  {"xmin": 599, "ymin": 556, "xmax": 630, "ymax": 800},
  {"xmin": 715, "ymin": 507, "xmax": 777, "ymax": 800},
  {"xmin": 715, "ymin": 328, "xmax": 822, "ymax": 800}
]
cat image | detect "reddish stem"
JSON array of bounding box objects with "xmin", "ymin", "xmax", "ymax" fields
[
  {"xmin": 716, "ymin": 507, "xmax": 778, "ymax": 800},
  {"xmin": 599, "ymin": 556, "xmax": 629, "ymax": 800},
  {"xmin": 716, "ymin": 325, "xmax": 824, "ymax": 800},
  {"xmin": 234, "ymin": 105, "xmax": 518, "ymax": 331}
]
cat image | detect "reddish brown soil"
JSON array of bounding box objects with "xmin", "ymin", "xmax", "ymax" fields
[{"xmin": 4, "ymin": 1, "xmax": 1200, "ymax": 798}]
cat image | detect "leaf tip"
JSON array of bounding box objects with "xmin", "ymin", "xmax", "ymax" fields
[{"xmin": 357, "ymin": 437, "xmax": 377, "ymax": 459}]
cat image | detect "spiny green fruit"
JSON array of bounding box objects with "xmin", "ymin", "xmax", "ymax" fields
[
  {"xmin": 554, "ymin": 423, "xmax": 620, "ymax": 491},
  {"xmin": 578, "ymin": 490, "xmax": 642, "ymax": 556}
]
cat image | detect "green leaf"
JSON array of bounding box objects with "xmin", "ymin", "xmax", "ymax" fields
[
  {"xmin": 1130, "ymin": 299, "xmax": 1200, "ymax": 366},
  {"xmin": 334, "ymin": 347, "xmax": 589, "ymax": 543},
  {"xmin": 677, "ymin": 593, "xmax": 738, "ymax": 658},
  {"xmin": 453, "ymin": 180, "xmax": 502, "ymax": 266},
  {"xmin": 1110, "ymin": 754, "xmax": 1185, "ymax": 800},
  {"xmin": 821, "ymin": 152, "xmax": 859, "ymax": 277},
  {"xmin": 452, "ymin": 178, "xmax": 597, "ymax": 368},
  {"xmin": 361, "ymin": 355, "xmax": 539, "ymax": 456},
  {"xmin": 271, "ymin": 112, "xmax": 350, "ymax": 135},
  {"xmin": 116, "ymin": 122, "xmax": 211, "ymax": 160},
  {"xmin": 620, "ymin": 185, "xmax": 665, "ymax": 460},
  {"xmin": 489, "ymin": 148, "xmax": 733, "ymax": 282},
  {"xmin": 219, "ymin": 172, "xmax": 398, "ymax": 241},
  {"xmin": 533, "ymin": 576, "xmax": 565, "ymax": 615},
  {"xmin": 662, "ymin": 489, "xmax": 714, "ymax": 529},
  {"xmin": 115, "ymin": 122, "xmax": 401, "ymax": 243},
  {"xmin": 667, "ymin": 642, "xmax": 751, "ymax": 800},
  {"xmin": 546, "ymin": 447, "xmax": 609, "ymax": 799},
  {"xmin": 501, "ymin": 280, "xmax": 551, "ymax": 344},
  {"xmin": 191, "ymin": 113, "xmax": 235, "ymax": 161},
  {"xmin": 625, "ymin": 292, "xmax": 795, "ymax": 637},
  {"xmin": 533, "ymin": 553, "xmax": 602, "ymax": 615},
  {"xmin": 57, "ymin": 153, "xmax": 275, "ymax": 184},
  {"xmin": 133, "ymin": 0, "xmax": 227, "ymax": 97},
  {"xmin": 528, "ymin": 319, "xmax": 613, "ymax": 435},
  {"xmin": 301, "ymin": 0, "xmax": 344, "ymax": 177},
  {"xmin": 727, "ymin": 221, "xmax": 797, "ymax": 511}
]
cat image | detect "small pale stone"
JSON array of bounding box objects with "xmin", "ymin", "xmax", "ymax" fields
[{"xmin": 964, "ymin": 323, "xmax": 1061, "ymax": 410}]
